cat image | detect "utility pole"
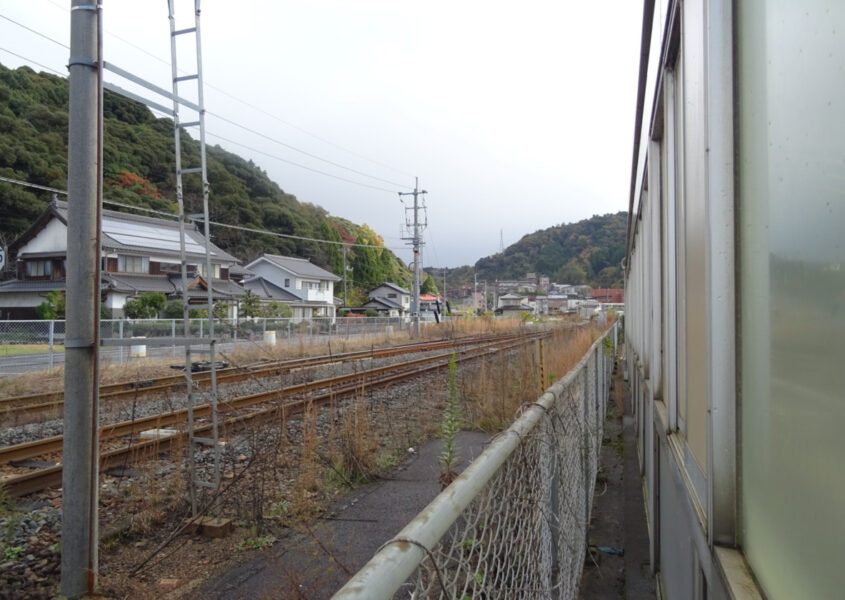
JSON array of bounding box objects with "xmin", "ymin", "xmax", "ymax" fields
[
  {"xmin": 62, "ymin": 1, "xmax": 102, "ymax": 597},
  {"xmin": 474, "ymin": 272, "xmax": 478, "ymax": 313},
  {"xmin": 442, "ymin": 269, "xmax": 446, "ymax": 311},
  {"xmin": 399, "ymin": 178, "xmax": 427, "ymax": 336},
  {"xmin": 342, "ymin": 245, "xmax": 348, "ymax": 306}
]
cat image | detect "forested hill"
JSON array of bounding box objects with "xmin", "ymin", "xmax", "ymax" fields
[
  {"xmin": 0, "ymin": 63, "xmax": 410, "ymax": 289},
  {"xmin": 435, "ymin": 212, "xmax": 627, "ymax": 290}
]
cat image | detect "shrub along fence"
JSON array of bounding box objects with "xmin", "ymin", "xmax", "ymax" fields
[{"xmin": 333, "ymin": 322, "xmax": 617, "ymax": 600}]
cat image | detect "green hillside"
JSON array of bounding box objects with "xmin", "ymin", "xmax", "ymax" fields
[
  {"xmin": 0, "ymin": 63, "xmax": 409, "ymax": 291},
  {"xmin": 429, "ymin": 212, "xmax": 627, "ymax": 290}
]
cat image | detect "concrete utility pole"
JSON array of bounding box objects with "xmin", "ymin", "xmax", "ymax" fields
[
  {"xmin": 342, "ymin": 245, "xmax": 349, "ymax": 306},
  {"xmin": 400, "ymin": 178, "xmax": 427, "ymax": 336},
  {"xmin": 62, "ymin": 1, "xmax": 102, "ymax": 597}
]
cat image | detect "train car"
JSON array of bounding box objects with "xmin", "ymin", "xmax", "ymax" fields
[{"xmin": 624, "ymin": 1, "xmax": 844, "ymax": 598}]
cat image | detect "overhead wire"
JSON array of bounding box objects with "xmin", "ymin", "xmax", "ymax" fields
[
  {"xmin": 0, "ymin": 13, "xmax": 419, "ymax": 251},
  {"xmin": 41, "ymin": 0, "xmax": 414, "ymax": 179},
  {"xmin": 0, "ymin": 14, "xmax": 68, "ymax": 50},
  {"xmin": 206, "ymin": 111, "xmax": 410, "ymax": 189},
  {"xmin": 0, "ymin": 41, "xmax": 406, "ymax": 194},
  {"xmin": 205, "ymin": 132, "xmax": 402, "ymax": 194},
  {"xmin": 0, "ymin": 176, "xmax": 409, "ymax": 253},
  {"xmin": 13, "ymin": 1, "xmax": 414, "ymax": 187},
  {"xmin": 0, "ymin": 48, "xmax": 64, "ymax": 76}
]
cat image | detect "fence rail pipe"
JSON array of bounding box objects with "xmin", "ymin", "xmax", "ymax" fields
[{"xmin": 333, "ymin": 328, "xmax": 611, "ymax": 599}]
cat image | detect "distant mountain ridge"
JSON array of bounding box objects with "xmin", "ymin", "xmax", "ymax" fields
[
  {"xmin": 430, "ymin": 212, "xmax": 627, "ymax": 290},
  {"xmin": 0, "ymin": 63, "xmax": 410, "ymax": 291}
]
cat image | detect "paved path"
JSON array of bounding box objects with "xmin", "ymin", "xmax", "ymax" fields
[
  {"xmin": 191, "ymin": 431, "xmax": 491, "ymax": 600},
  {"xmin": 579, "ymin": 372, "xmax": 656, "ymax": 600}
]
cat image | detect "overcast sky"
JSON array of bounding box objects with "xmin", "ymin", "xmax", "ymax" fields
[{"xmin": 0, "ymin": 1, "xmax": 641, "ymax": 268}]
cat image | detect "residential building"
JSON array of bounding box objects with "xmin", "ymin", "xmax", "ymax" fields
[
  {"xmin": 418, "ymin": 293, "xmax": 442, "ymax": 313},
  {"xmin": 366, "ymin": 282, "xmax": 411, "ymax": 316},
  {"xmin": 494, "ymin": 292, "xmax": 531, "ymax": 317},
  {"xmin": 591, "ymin": 288, "xmax": 624, "ymax": 304},
  {"xmin": 625, "ymin": 1, "xmax": 844, "ymax": 598},
  {"xmin": 243, "ymin": 254, "xmax": 340, "ymax": 322},
  {"xmin": 0, "ymin": 199, "xmax": 244, "ymax": 319}
]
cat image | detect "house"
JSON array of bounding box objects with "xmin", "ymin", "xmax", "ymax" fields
[
  {"xmin": 359, "ymin": 297, "xmax": 403, "ymax": 317},
  {"xmin": 243, "ymin": 254, "xmax": 340, "ymax": 322},
  {"xmin": 0, "ymin": 199, "xmax": 245, "ymax": 319},
  {"xmin": 591, "ymin": 288, "xmax": 624, "ymax": 304},
  {"xmin": 494, "ymin": 292, "xmax": 532, "ymax": 317},
  {"xmin": 365, "ymin": 282, "xmax": 411, "ymax": 316},
  {"xmin": 418, "ymin": 293, "xmax": 442, "ymax": 313}
]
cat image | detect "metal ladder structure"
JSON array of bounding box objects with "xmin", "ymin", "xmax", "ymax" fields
[
  {"xmin": 167, "ymin": 0, "xmax": 221, "ymax": 514},
  {"xmin": 101, "ymin": 1, "xmax": 222, "ymax": 515}
]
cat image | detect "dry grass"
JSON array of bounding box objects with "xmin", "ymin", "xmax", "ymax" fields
[
  {"xmin": 43, "ymin": 318, "xmax": 612, "ymax": 598},
  {"xmin": 461, "ymin": 322, "xmax": 609, "ymax": 433},
  {"xmin": 0, "ymin": 319, "xmax": 529, "ymax": 399}
]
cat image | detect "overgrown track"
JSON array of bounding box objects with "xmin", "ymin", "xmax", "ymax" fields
[
  {"xmin": 0, "ymin": 332, "xmax": 526, "ymax": 421},
  {"xmin": 1, "ymin": 331, "xmax": 547, "ymax": 497}
]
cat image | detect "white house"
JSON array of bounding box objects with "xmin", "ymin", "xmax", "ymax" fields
[
  {"xmin": 494, "ymin": 292, "xmax": 532, "ymax": 317},
  {"xmin": 365, "ymin": 282, "xmax": 411, "ymax": 316},
  {"xmin": 0, "ymin": 199, "xmax": 245, "ymax": 319},
  {"xmin": 243, "ymin": 254, "xmax": 340, "ymax": 322}
]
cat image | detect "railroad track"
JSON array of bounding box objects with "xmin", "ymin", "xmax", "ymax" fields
[
  {"xmin": 0, "ymin": 332, "xmax": 527, "ymax": 421},
  {"xmin": 1, "ymin": 332, "xmax": 546, "ymax": 497}
]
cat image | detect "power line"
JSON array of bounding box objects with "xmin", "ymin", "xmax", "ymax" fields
[
  {"xmin": 22, "ymin": 2, "xmax": 415, "ymax": 180},
  {"xmin": 0, "ymin": 14, "xmax": 68, "ymax": 49},
  {"xmin": 0, "ymin": 175, "xmax": 407, "ymax": 253},
  {"xmin": 205, "ymin": 131, "xmax": 402, "ymax": 194},
  {"xmin": 202, "ymin": 219, "xmax": 405, "ymax": 252},
  {"xmin": 0, "ymin": 48, "xmax": 65, "ymax": 76},
  {"xmin": 0, "ymin": 45, "xmax": 404, "ymax": 194},
  {"xmin": 0, "ymin": 40, "xmax": 409, "ymax": 192},
  {"xmin": 207, "ymin": 111, "xmax": 410, "ymax": 189}
]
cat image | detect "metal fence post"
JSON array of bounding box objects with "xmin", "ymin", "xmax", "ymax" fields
[
  {"xmin": 48, "ymin": 320, "xmax": 55, "ymax": 369},
  {"xmin": 118, "ymin": 319, "xmax": 124, "ymax": 364},
  {"xmin": 171, "ymin": 318, "xmax": 176, "ymax": 358}
]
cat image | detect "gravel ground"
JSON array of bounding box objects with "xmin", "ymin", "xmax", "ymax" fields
[
  {"xmin": 0, "ymin": 347, "xmax": 484, "ymax": 599},
  {"xmin": 0, "ymin": 346, "xmax": 455, "ymax": 449}
]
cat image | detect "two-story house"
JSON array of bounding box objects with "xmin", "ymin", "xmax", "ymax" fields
[
  {"xmin": 243, "ymin": 254, "xmax": 340, "ymax": 322},
  {"xmin": 0, "ymin": 200, "xmax": 246, "ymax": 319},
  {"xmin": 494, "ymin": 292, "xmax": 532, "ymax": 317},
  {"xmin": 362, "ymin": 282, "xmax": 411, "ymax": 317}
]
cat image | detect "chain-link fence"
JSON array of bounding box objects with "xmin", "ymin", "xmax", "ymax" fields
[
  {"xmin": 334, "ymin": 323, "xmax": 616, "ymax": 600},
  {"xmin": 0, "ymin": 316, "xmax": 419, "ymax": 374}
]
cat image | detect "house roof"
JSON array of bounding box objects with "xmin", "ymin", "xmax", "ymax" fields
[
  {"xmin": 499, "ymin": 293, "xmax": 524, "ymax": 299},
  {"xmin": 104, "ymin": 273, "xmax": 177, "ymax": 294},
  {"xmin": 369, "ymin": 282, "xmax": 410, "ymax": 295},
  {"xmin": 243, "ymin": 276, "xmax": 301, "ymax": 302},
  {"xmin": 253, "ymin": 254, "xmax": 341, "ymax": 281},
  {"xmin": 228, "ymin": 264, "xmax": 254, "ymax": 277},
  {"xmin": 168, "ymin": 274, "xmax": 247, "ymax": 298},
  {"xmin": 0, "ymin": 279, "xmax": 67, "ymax": 293},
  {"xmin": 363, "ymin": 298, "xmax": 396, "ymax": 311},
  {"xmin": 366, "ymin": 296, "xmax": 403, "ymax": 310},
  {"xmin": 14, "ymin": 200, "xmax": 238, "ymax": 263}
]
